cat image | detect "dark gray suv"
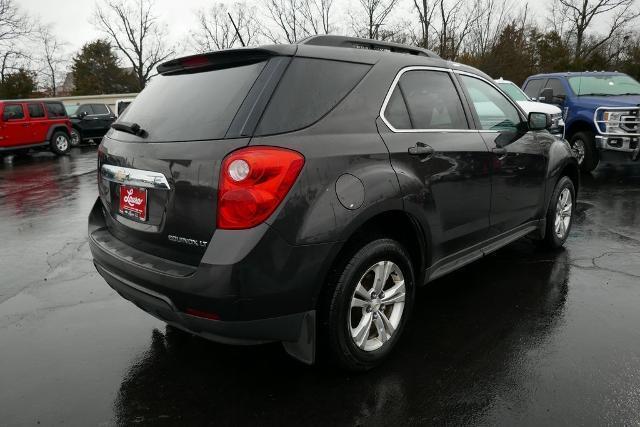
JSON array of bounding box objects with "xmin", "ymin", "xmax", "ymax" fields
[{"xmin": 89, "ymin": 35, "xmax": 579, "ymax": 370}]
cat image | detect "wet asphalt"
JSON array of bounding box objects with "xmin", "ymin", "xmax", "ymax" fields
[{"xmin": 0, "ymin": 147, "xmax": 639, "ymax": 426}]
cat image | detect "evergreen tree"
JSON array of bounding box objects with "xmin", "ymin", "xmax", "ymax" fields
[
  {"xmin": 0, "ymin": 69, "xmax": 36, "ymax": 99},
  {"xmin": 71, "ymin": 39, "xmax": 138, "ymax": 95}
]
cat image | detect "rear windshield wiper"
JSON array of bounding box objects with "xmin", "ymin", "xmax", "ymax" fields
[{"xmin": 111, "ymin": 121, "xmax": 147, "ymax": 138}]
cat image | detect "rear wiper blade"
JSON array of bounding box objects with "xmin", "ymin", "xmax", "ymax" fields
[
  {"xmin": 579, "ymin": 93, "xmax": 615, "ymax": 96},
  {"xmin": 111, "ymin": 121, "xmax": 147, "ymax": 137}
]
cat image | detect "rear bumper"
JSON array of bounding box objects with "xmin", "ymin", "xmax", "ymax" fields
[{"xmin": 88, "ymin": 198, "xmax": 338, "ymax": 363}]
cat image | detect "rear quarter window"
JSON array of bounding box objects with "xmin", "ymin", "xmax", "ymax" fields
[
  {"xmin": 255, "ymin": 58, "xmax": 371, "ymax": 135},
  {"xmin": 45, "ymin": 103, "xmax": 67, "ymax": 118}
]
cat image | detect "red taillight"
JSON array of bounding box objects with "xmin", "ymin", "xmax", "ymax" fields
[{"xmin": 217, "ymin": 146, "xmax": 305, "ymax": 229}]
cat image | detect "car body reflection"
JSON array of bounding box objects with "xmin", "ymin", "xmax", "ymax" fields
[{"xmin": 114, "ymin": 243, "xmax": 569, "ymax": 424}]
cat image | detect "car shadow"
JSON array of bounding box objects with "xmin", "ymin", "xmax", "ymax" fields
[{"xmin": 112, "ymin": 242, "xmax": 570, "ymax": 425}]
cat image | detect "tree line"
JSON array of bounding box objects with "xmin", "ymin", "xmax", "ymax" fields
[{"xmin": 0, "ymin": 0, "xmax": 639, "ymax": 99}]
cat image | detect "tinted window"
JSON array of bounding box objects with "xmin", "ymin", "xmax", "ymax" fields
[
  {"xmin": 118, "ymin": 61, "xmax": 267, "ymax": 141},
  {"xmin": 28, "ymin": 103, "xmax": 45, "ymax": 118},
  {"xmin": 544, "ymin": 78, "xmax": 566, "ymax": 98},
  {"xmin": 76, "ymin": 104, "xmax": 93, "ymax": 116},
  {"xmin": 396, "ymin": 70, "xmax": 467, "ymax": 130},
  {"xmin": 91, "ymin": 104, "xmax": 110, "ymax": 115},
  {"xmin": 3, "ymin": 104, "xmax": 24, "ymax": 120},
  {"xmin": 255, "ymin": 58, "xmax": 370, "ymax": 135},
  {"xmin": 461, "ymin": 75, "xmax": 521, "ymax": 131},
  {"xmin": 45, "ymin": 102, "xmax": 67, "ymax": 117},
  {"xmin": 523, "ymin": 79, "xmax": 543, "ymax": 98},
  {"xmin": 384, "ymin": 87, "xmax": 412, "ymax": 129}
]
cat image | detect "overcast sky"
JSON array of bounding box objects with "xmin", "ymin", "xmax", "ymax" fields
[{"xmin": 17, "ymin": 0, "xmax": 610, "ymax": 60}]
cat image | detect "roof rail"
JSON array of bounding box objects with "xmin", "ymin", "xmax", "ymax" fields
[{"xmin": 298, "ymin": 35, "xmax": 441, "ymax": 59}]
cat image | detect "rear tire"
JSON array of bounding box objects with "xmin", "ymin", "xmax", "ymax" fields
[
  {"xmin": 320, "ymin": 238, "xmax": 415, "ymax": 371},
  {"xmin": 50, "ymin": 131, "xmax": 70, "ymax": 155},
  {"xmin": 541, "ymin": 176, "xmax": 575, "ymax": 250},
  {"xmin": 570, "ymin": 131, "xmax": 598, "ymax": 173}
]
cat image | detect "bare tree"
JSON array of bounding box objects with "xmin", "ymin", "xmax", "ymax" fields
[
  {"xmin": 553, "ymin": 0, "xmax": 640, "ymax": 61},
  {"xmin": 191, "ymin": 2, "xmax": 260, "ymax": 52},
  {"xmin": 412, "ymin": 0, "xmax": 438, "ymax": 49},
  {"xmin": 466, "ymin": 0, "xmax": 513, "ymax": 57},
  {"xmin": 37, "ymin": 25, "xmax": 66, "ymax": 96},
  {"xmin": 434, "ymin": 0, "xmax": 483, "ymax": 59},
  {"xmin": 94, "ymin": 0, "xmax": 174, "ymax": 90},
  {"xmin": 350, "ymin": 0, "xmax": 400, "ymax": 40},
  {"xmin": 263, "ymin": 0, "xmax": 313, "ymax": 43},
  {"xmin": 300, "ymin": 0, "xmax": 334, "ymax": 35},
  {"xmin": 0, "ymin": 0, "xmax": 31, "ymax": 84}
]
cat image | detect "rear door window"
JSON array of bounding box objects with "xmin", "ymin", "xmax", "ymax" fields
[
  {"xmin": 117, "ymin": 60, "xmax": 267, "ymax": 142},
  {"xmin": 255, "ymin": 58, "xmax": 371, "ymax": 135},
  {"xmin": 3, "ymin": 104, "xmax": 24, "ymax": 121},
  {"xmin": 28, "ymin": 103, "xmax": 45, "ymax": 118},
  {"xmin": 393, "ymin": 70, "xmax": 468, "ymax": 130},
  {"xmin": 45, "ymin": 102, "xmax": 67, "ymax": 117},
  {"xmin": 384, "ymin": 87, "xmax": 412, "ymax": 129}
]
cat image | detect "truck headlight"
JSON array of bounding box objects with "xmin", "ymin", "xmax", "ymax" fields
[{"xmin": 603, "ymin": 111, "xmax": 629, "ymax": 134}]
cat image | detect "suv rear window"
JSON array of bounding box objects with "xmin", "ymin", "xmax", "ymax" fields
[
  {"xmin": 255, "ymin": 58, "xmax": 370, "ymax": 135},
  {"xmin": 117, "ymin": 60, "xmax": 267, "ymax": 142},
  {"xmin": 45, "ymin": 102, "xmax": 67, "ymax": 117}
]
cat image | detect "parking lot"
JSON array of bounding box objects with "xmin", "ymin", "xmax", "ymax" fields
[{"xmin": 0, "ymin": 147, "xmax": 639, "ymax": 425}]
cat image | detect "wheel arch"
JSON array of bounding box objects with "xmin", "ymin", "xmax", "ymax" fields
[
  {"xmin": 565, "ymin": 119, "xmax": 595, "ymax": 140},
  {"xmin": 46, "ymin": 125, "xmax": 70, "ymax": 140},
  {"xmin": 316, "ymin": 209, "xmax": 429, "ymax": 310}
]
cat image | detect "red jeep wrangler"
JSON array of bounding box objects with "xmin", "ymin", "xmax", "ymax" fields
[{"xmin": 0, "ymin": 100, "xmax": 73, "ymax": 156}]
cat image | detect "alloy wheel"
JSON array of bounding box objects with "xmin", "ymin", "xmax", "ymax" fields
[
  {"xmin": 349, "ymin": 260, "xmax": 406, "ymax": 352},
  {"xmin": 55, "ymin": 135, "xmax": 69, "ymax": 152},
  {"xmin": 70, "ymin": 130, "xmax": 80, "ymax": 146},
  {"xmin": 555, "ymin": 188, "xmax": 572, "ymax": 239}
]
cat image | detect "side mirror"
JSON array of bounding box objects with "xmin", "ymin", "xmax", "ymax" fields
[
  {"xmin": 528, "ymin": 112, "xmax": 551, "ymax": 131},
  {"xmin": 539, "ymin": 88, "xmax": 554, "ymax": 103},
  {"xmin": 79, "ymin": 111, "xmax": 88, "ymax": 119}
]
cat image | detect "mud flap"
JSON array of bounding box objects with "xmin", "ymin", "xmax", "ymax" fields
[{"xmin": 282, "ymin": 310, "xmax": 316, "ymax": 365}]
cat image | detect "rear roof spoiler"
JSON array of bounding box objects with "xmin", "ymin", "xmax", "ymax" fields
[
  {"xmin": 158, "ymin": 45, "xmax": 297, "ymax": 75},
  {"xmin": 298, "ymin": 35, "xmax": 441, "ymax": 59}
]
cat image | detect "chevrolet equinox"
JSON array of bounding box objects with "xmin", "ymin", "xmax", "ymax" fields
[{"xmin": 89, "ymin": 35, "xmax": 579, "ymax": 370}]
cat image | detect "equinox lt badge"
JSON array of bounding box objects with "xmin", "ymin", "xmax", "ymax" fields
[{"xmin": 168, "ymin": 235, "xmax": 208, "ymax": 248}]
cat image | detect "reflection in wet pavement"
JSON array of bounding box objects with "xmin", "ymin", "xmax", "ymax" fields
[{"xmin": 1, "ymin": 150, "xmax": 640, "ymax": 425}]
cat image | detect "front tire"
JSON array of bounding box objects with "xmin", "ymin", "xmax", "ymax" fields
[
  {"xmin": 321, "ymin": 238, "xmax": 415, "ymax": 371},
  {"xmin": 50, "ymin": 131, "xmax": 70, "ymax": 155},
  {"xmin": 541, "ymin": 176, "xmax": 575, "ymax": 249},
  {"xmin": 570, "ymin": 131, "xmax": 598, "ymax": 173},
  {"xmin": 70, "ymin": 128, "xmax": 81, "ymax": 147}
]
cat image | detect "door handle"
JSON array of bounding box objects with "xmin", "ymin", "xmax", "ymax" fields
[{"xmin": 408, "ymin": 142, "xmax": 434, "ymax": 156}]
